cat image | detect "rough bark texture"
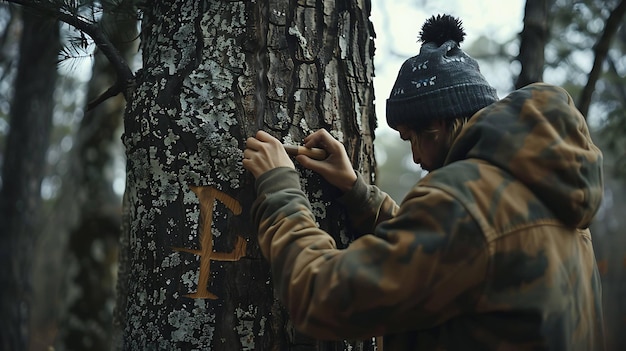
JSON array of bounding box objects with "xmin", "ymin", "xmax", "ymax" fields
[
  {"xmin": 0, "ymin": 9, "xmax": 59, "ymax": 351},
  {"xmin": 115, "ymin": 0, "xmax": 376, "ymax": 349},
  {"xmin": 514, "ymin": 0, "xmax": 552, "ymax": 89}
]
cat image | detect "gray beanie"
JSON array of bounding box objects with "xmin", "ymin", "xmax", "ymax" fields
[{"xmin": 386, "ymin": 14, "xmax": 499, "ymax": 130}]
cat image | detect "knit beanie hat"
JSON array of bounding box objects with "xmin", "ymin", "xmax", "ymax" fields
[{"xmin": 386, "ymin": 14, "xmax": 499, "ymax": 130}]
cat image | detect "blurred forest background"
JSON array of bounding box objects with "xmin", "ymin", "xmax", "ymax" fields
[{"xmin": 0, "ymin": 0, "xmax": 624, "ymax": 350}]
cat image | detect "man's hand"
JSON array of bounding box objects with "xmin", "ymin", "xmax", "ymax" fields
[
  {"xmin": 243, "ymin": 130, "xmax": 295, "ymax": 179},
  {"xmin": 297, "ymin": 129, "xmax": 357, "ymax": 193}
]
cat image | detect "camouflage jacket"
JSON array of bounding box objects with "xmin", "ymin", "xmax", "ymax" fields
[{"xmin": 251, "ymin": 83, "xmax": 605, "ymax": 350}]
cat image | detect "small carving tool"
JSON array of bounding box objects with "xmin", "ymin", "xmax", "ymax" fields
[{"xmin": 283, "ymin": 144, "xmax": 328, "ymax": 160}]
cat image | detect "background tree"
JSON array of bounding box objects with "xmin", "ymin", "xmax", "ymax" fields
[
  {"xmin": 577, "ymin": 0, "xmax": 626, "ymax": 117},
  {"xmin": 0, "ymin": 7, "xmax": 59, "ymax": 351},
  {"xmin": 54, "ymin": 2, "xmax": 137, "ymax": 350},
  {"xmin": 515, "ymin": 0, "xmax": 553, "ymax": 89}
]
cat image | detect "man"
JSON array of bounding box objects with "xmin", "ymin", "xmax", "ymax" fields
[{"xmin": 243, "ymin": 14, "xmax": 605, "ymax": 350}]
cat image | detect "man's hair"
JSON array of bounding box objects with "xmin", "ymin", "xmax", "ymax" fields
[
  {"xmin": 445, "ymin": 116, "xmax": 470, "ymax": 147},
  {"xmin": 417, "ymin": 116, "xmax": 470, "ymax": 148}
]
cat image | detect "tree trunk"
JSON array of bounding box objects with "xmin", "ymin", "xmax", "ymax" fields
[
  {"xmin": 514, "ymin": 0, "xmax": 553, "ymax": 89},
  {"xmin": 0, "ymin": 8, "xmax": 59, "ymax": 350},
  {"xmin": 115, "ymin": 0, "xmax": 376, "ymax": 349}
]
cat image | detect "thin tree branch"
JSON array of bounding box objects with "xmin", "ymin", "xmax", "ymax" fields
[
  {"xmin": 578, "ymin": 0, "xmax": 626, "ymax": 118},
  {"xmin": 5, "ymin": 0, "xmax": 135, "ymax": 110},
  {"xmin": 86, "ymin": 81, "xmax": 123, "ymax": 111}
]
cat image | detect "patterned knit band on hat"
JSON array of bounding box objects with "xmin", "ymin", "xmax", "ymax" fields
[{"xmin": 386, "ymin": 14, "xmax": 499, "ymax": 130}]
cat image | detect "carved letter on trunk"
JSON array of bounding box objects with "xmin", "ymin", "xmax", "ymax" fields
[{"xmin": 173, "ymin": 186, "xmax": 246, "ymax": 299}]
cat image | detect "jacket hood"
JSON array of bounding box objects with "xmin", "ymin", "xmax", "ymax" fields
[{"xmin": 446, "ymin": 83, "xmax": 603, "ymax": 228}]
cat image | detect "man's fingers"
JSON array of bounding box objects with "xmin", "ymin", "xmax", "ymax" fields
[
  {"xmin": 303, "ymin": 129, "xmax": 329, "ymax": 147},
  {"xmin": 304, "ymin": 129, "xmax": 343, "ymax": 155},
  {"xmin": 245, "ymin": 136, "xmax": 262, "ymax": 151},
  {"xmin": 243, "ymin": 148, "xmax": 255, "ymax": 159},
  {"xmin": 294, "ymin": 154, "xmax": 315, "ymax": 168},
  {"xmin": 255, "ymin": 130, "xmax": 279, "ymax": 144}
]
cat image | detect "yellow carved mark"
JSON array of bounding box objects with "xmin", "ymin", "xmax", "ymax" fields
[{"xmin": 173, "ymin": 186, "xmax": 246, "ymax": 299}]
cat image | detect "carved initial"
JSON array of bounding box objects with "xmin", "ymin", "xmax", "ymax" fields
[{"xmin": 173, "ymin": 186, "xmax": 246, "ymax": 299}]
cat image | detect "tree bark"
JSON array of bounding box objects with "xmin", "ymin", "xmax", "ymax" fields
[
  {"xmin": 515, "ymin": 0, "xmax": 553, "ymax": 89},
  {"xmin": 0, "ymin": 8, "xmax": 59, "ymax": 350},
  {"xmin": 115, "ymin": 0, "xmax": 376, "ymax": 349}
]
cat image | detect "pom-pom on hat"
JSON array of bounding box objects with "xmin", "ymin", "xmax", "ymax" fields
[{"xmin": 386, "ymin": 14, "xmax": 499, "ymax": 130}]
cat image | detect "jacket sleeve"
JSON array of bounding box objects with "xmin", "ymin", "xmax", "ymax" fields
[
  {"xmin": 337, "ymin": 172, "xmax": 399, "ymax": 236},
  {"xmin": 251, "ymin": 167, "xmax": 489, "ymax": 340}
]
